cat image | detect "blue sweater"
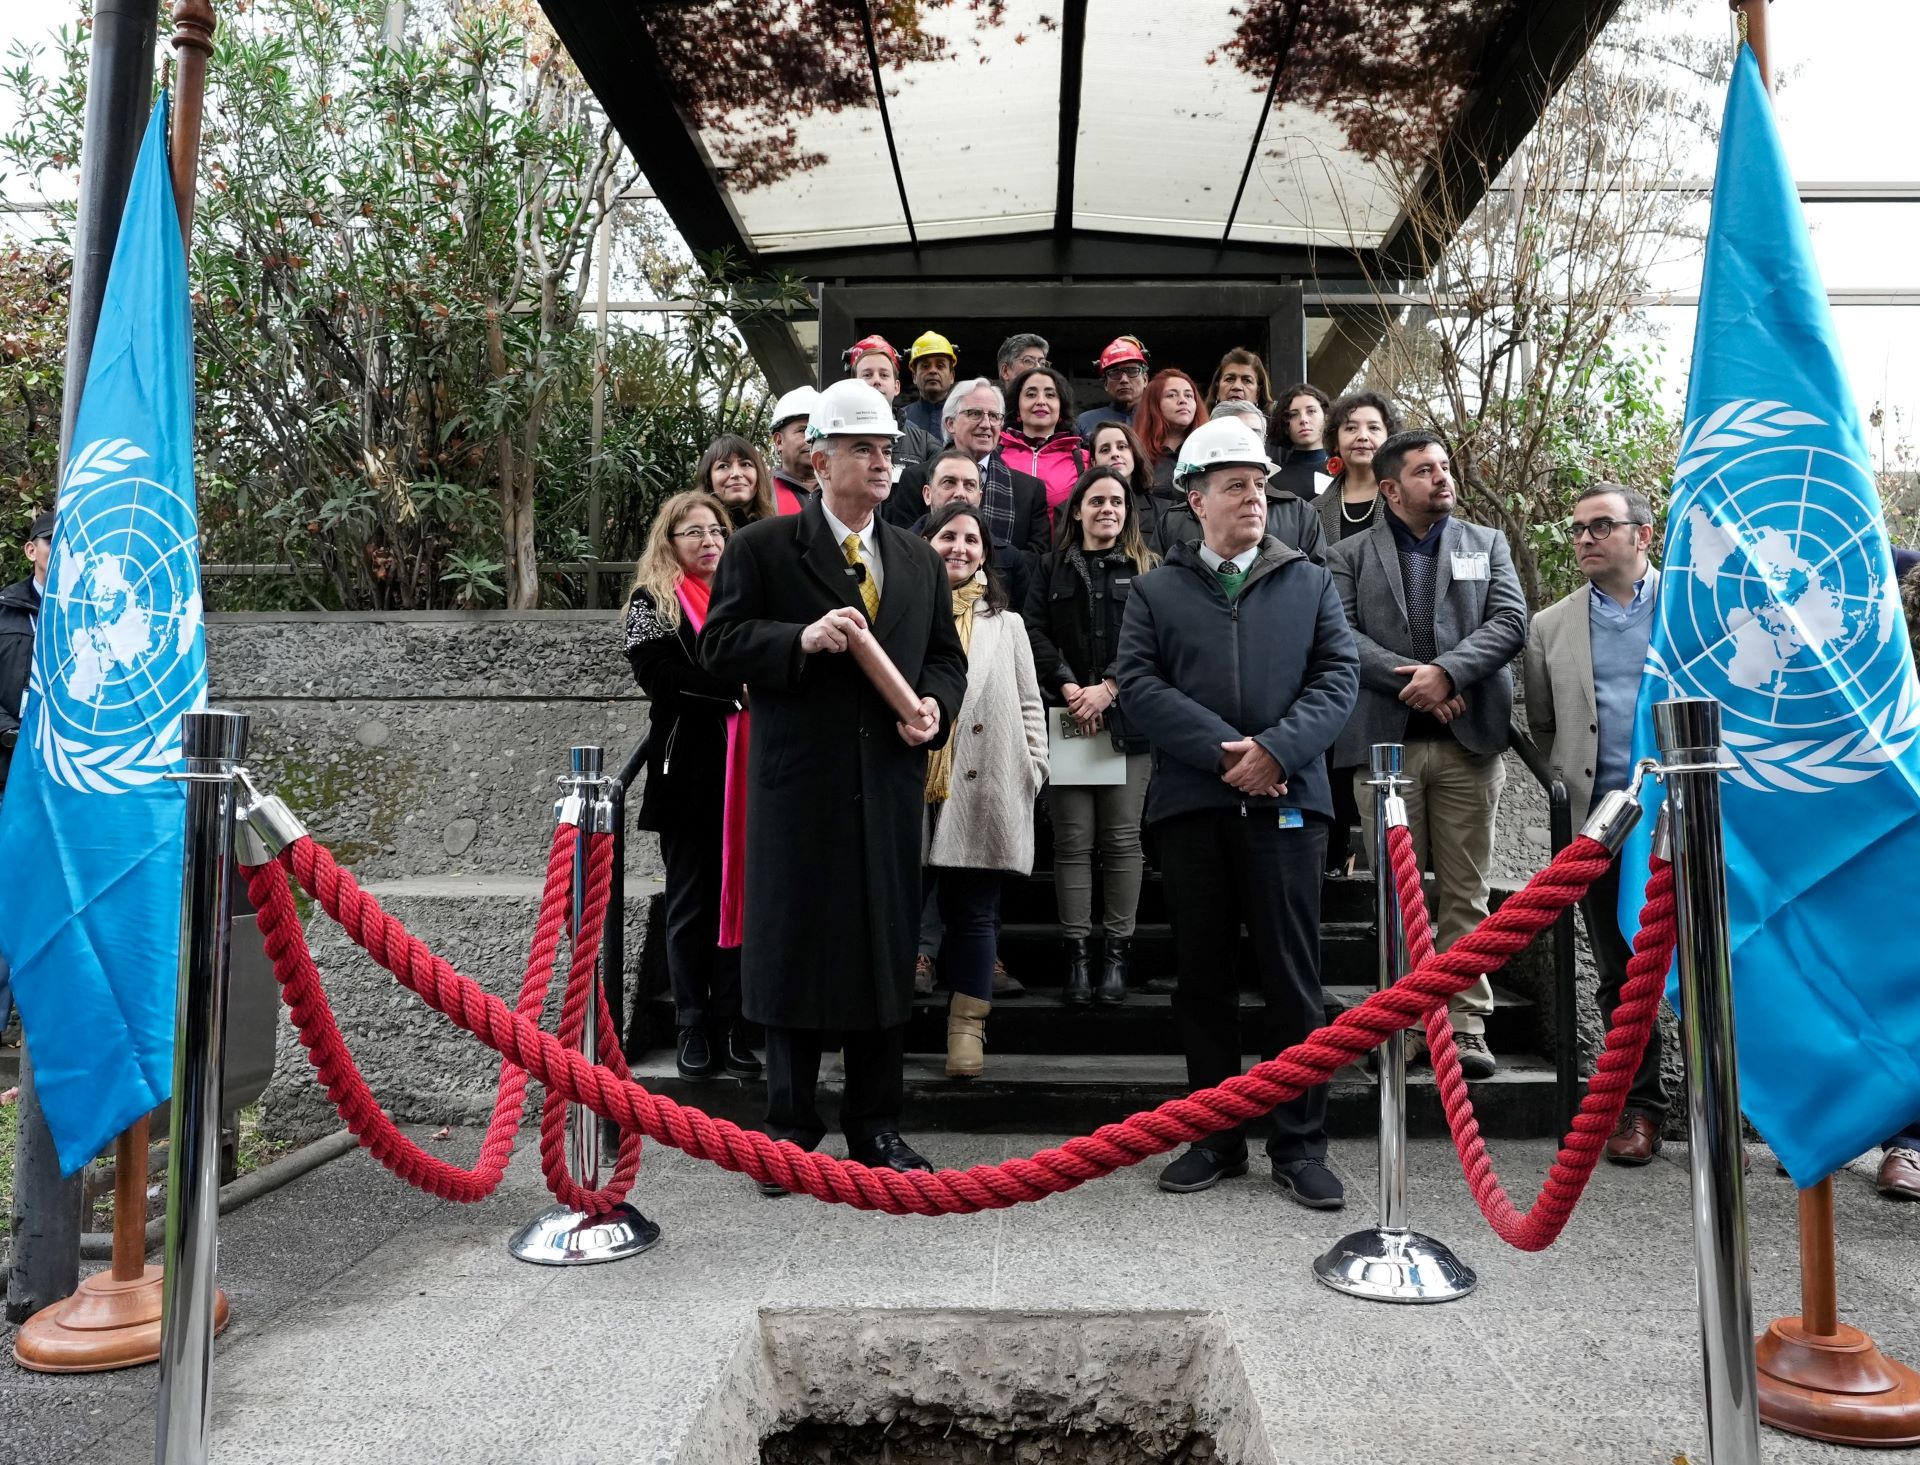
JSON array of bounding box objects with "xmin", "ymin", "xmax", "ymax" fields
[{"xmin": 1589, "ymin": 581, "xmax": 1657, "ymax": 806}]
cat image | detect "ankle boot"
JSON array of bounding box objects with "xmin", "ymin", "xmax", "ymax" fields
[
  {"xmin": 1062, "ymin": 937, "xmax": 1093, "ymax": 1006},
  {"xmin": 1095, "ymin": 938, "xmax": 1129, "ymax": 1005},
  {"xmin": 946, "ymin": 994, "xmax": 991, "ymax": 1078}
]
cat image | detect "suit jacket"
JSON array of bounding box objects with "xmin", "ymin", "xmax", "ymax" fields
[
  {"xmin": 701, "ymin": 496, "xmax": 969, "ymax": 1031},
  {"xmin": 1521, "ymin": 569, "xmax": 1660, "ymax": 821},
  {"xmin": 884, "ymin": 453, "xmax": 1051, "ymax": 555},
  {"xmin": 1313, "ymin": 476, "xmax": 1380, "ymax": 548},
  {"xmin": 1326, "ymin": 513, "xmax": 1528, "ymax": 763}
]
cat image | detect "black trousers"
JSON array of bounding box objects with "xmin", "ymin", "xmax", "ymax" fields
[
  {"xmin": 1325, "ymin": 764, "xmax": 1361, "ymax": 873},
  {"xmin": 1157, "ymin": 810, "xmax": 1329, "ymax": 1164},
  {"xmin": 928, "ymin": 866, "xmax": 1000, "ymax": 1001},
  {"xmin": 763, "ymin": 1024, "xmax": 907, "ymax": 1153},
  {"xmin": 659, "ymin": 817, "xmax": 741, "ymax": 1032},
  {"xmin": 1582, "ymin": 855, "xmax": 1669, "ymax": 1121}
]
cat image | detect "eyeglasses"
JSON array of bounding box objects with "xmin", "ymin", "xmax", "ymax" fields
[
  {"xmin": 1012, "ymin": 356, "xmax": 1048, "ymax": 371},
  {"xmin": 1103, "ymin": 365, "xmax": 1147, "ymax": 382},
  {"xmin": 672, "ymin": 526, "xmax": 729, "ymax": 542},
  {"xmin": 954, "ymin": 407, "xmax": 1004, "ymax": 425},
  {"xmin": 1564, "ymin": 517, "xmax": 1646, "ymax": 543}
]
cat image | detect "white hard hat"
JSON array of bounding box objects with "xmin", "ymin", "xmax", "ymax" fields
[
  {"xmin": 769, "ymin": 386, "xmax": 820, "ymax": 432},
  {"xmin": 1175, "ymin": 417, "xmax": 1278, "ymax": 487},
  {"xmin": 806, "ymin": 377, "xmax": 902, "ymax": 441}
]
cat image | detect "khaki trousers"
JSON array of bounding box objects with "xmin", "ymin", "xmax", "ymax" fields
[{"xmin": 1354, "ymin": 739, "xmax": 1502, "ymax": 1035}]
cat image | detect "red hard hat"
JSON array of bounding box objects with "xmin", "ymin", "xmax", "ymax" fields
[
  {"xmin": 844, "ymin": 333, "xmax": 901, "ymax": 373},
  {"xmin": 1096, "ymin": 335, "xmax": 1148, "ymax": 372}
]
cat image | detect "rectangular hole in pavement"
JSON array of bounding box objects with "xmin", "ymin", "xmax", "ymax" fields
[{"xmin": 678, "ymin": 1309, "xmax": 1273, "ymax": 1464}]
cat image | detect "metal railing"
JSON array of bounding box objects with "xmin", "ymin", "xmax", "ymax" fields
[{"xmin": 1506, "ymin": 720, "xmax": 1579, "ymax": 1133}]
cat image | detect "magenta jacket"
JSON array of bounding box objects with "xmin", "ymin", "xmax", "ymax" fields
[{"xmin": 999, "ymin": 428, "xmax": 1086, "ymax": 534}]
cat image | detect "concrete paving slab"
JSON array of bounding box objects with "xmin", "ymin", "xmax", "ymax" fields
[{"xmin": 10, "ymin": 1130, "xmax": 1920, "ymax": 1464}]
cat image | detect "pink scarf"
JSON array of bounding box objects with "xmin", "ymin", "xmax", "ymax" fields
[{"xmin": 676, "ymin": 577, "xmax": 749, "ymax": 949}]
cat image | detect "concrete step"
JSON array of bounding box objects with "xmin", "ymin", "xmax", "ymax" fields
[{"xmin": 622, "ymin": 1049, "xmax": 1561, "ymax": 1139}]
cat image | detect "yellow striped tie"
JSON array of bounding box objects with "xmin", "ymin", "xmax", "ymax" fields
[{"xmin": 843, "ymin": 533, "xmax": 880, "ymax": 622}]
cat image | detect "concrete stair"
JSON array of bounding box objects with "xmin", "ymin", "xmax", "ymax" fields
[{"xmin": 633, "ymin": 859, "xmax": 1565, "ymax": 1137}]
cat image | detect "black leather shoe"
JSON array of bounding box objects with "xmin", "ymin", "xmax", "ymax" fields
[
  {"xmin": 1273, "ymin": 1157, "xmax": 1346, "ymax": 1211},
  {"xmin": 720, "ymin": 1024, "xmax": 763, "ymax": 1077},
  {"xmin": 1094, "ymin": 939, "xmax": 1129, "ymax": 1005},
  {"xmin": 1157, "ymin": 1143, "xmax": 1249, "ymax": 1193},
  {"xmin": 1143, "ymin": 976, "xmax": 1178, "ymax": 995},
  {"xmin": 853, "ymin": 1131, "xmax": 933, "ymax": 1172},
  {"xmin": 1062, "ymin": 938, "xmax": 1093, "ymax": 1006},
  {"xmin": 676, "ymin": 1026, "xmax": 717, "ymax": 1079}
]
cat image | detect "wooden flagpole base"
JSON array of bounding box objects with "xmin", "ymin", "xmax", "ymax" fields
[
  {"xmin": 1756, "ymin": 1178, "xmax": 1920, "ymax": 1446},
  {"xmin": 9, "ymin": 1267, "xmax": 230, "ymax": 1373},
  {"xmin": 10, "ymin": 1116, "xmax": 230, "ymax": 1373}
]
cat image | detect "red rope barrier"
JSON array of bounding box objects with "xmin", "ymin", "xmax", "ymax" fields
[
  {"xmin": 248, "ymin": 829, "xmax": 1616, "ymax": 1217},
  {"xmin": 248, "ymin": 823, "xmax": 574, "ymax": 1203},
  {"xmin": 1386, "ymin": 823, "xmax": 1678, "ymax": 1250}
]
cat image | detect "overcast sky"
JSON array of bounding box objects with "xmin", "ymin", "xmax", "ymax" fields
[{"xmin": 0, "ymin": 0, "xmax": 1914, "ymax": 458}]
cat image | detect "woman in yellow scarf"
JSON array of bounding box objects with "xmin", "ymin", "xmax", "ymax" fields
[{"xmin": 918, "ymin": 502, "xmax": 1050, "ymax": 1078}]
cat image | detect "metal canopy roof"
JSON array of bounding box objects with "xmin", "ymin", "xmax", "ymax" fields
[{"xmin": 541, "ymin": 0, "xmax": 1623, "ymax": 285}]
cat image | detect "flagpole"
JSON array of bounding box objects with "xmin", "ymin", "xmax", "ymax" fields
[
  {"xmin": 1756, "ymin": 1177, "xmax": 1920, "ymax": 1443},
  {"xmin": 11, "ymin": 0, "xmax": 229, "ymax": 1373},
  {"xmin": 7, "ymin": 0, "xmax": 162, "ymax": 1334},
  {"xmin": 169, "ymin": 2, "xmax": 216, "ymax": 237},
  {"xmin": 1730, "ymin": 1, "xmax": 1772, "ymax": 93}
]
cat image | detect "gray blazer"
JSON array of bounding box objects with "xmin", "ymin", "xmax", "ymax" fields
[
  {"xmin": 1313, "ymin": 478, "xmax": 1378, "ymax": 548},
  {"xmin": 1520, "ymin": 569, "xmax": 1660, "ymax": 821},
  {"xmin": 1326, "ymin": 514, "xmax": 1529, "ymax": 764}
]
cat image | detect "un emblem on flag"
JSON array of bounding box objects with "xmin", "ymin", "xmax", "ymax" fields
[
  {"xmin": 30, "ymin": 438, "xmax": 205, "ymax": 794},
  {"xmin": 1646, "ymin": 401, "xmax": 1920, "ymax": 794}
]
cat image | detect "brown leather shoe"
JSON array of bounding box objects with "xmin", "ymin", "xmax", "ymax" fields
[
  {"xmin": 1876, "ymin": 1145, "xmax": 1920, "ymax": 1201},
  {"xmin": 1605, "ymin": 1111, "xmax": 1661, "ymax": 1166}
]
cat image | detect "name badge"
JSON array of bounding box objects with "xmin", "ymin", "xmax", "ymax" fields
[
  {"xmin": 1451, "ymin": 552, "xmax": 1489, "ymax": 581},
  {"xmin": 1275, "ymin": 807, "xmax": 1304, "ymax": 830}
]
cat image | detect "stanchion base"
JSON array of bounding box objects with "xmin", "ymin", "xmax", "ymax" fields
[
  {"xmin": 1756, "ymin": 1317, "xmax": 1920, "ymax": 1446},
  {"xmin": 11, "ymin": 1268, "xmax": 231, "ymax": 1373},
  {"xmin": 507, "ymin": 1202, "xmax": 660, "ymax": 1266},
  {"xmin": 1313, "ymin": 1228, "xmax": 1477, "ymax": 1304}
]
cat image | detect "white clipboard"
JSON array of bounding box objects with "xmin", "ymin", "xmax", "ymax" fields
[{"xmin": 1046, "ymin": 708, "xmax": 1126, "ymax": 786}]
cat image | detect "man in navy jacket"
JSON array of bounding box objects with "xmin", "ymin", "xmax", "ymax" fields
[{"xmin": 1114, "ymin": 420, "xmax": 1358, "ymax": 1207}]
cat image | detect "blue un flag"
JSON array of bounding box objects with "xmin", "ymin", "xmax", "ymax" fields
[
  {"xmin": 1623, "ymin": 45, "xmax": 1920, "ymax": 1185},
  {"xmin": 0, "ymin": 96, "xmax": 205, "ymax": 1174}
]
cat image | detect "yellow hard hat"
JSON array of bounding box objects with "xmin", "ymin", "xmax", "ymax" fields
[{"xmin": 908, "ymin": 330, "xmax": 958, "ymax": 365}]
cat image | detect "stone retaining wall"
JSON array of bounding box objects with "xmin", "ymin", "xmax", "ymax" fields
[
  {"xmin": 208, "ymin": 612, "xmax": 661, "ymax": 1140},
  {"xmin": 219, "ymin": 615, "xmax": 1668, "ymax": 1143}
]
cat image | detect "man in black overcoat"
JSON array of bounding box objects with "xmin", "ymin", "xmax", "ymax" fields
[{"xmin": 703, "ymin": 378, "xmax": 968, "ymax": 1187}]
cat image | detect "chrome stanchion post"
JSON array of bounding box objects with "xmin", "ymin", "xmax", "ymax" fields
[
  {"xmin": 1313, "ymin": 743, "xmax": 1477, "ymax": 1304},
  {"xmin": 569, "ymin": 745, "xmax": 603, "ymax": 1192},
  {"xmin": 153, "ymin": 710, "xmax": 249, "ymax": 1465},
  {"xmin": 508, "ymin": 745, "xmax": 659, "ymax": 1266},
  {"xmin": 1654, "ymin": 698, "xmax": 1762, "ymax": 1465}
]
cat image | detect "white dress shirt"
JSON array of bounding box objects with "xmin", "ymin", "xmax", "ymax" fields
[
  {"xmin": 1196, "ymin": 542, "xmax": 1259, "ymax": 574},
  {"xmin": 820, "ymin": 501, "xmax": 884, "ymax": 598}
]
